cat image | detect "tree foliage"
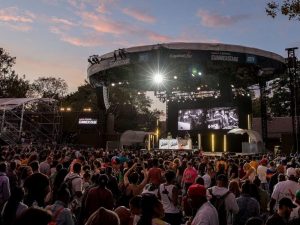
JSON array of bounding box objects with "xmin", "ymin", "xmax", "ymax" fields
[
  {"xmin": 267, "ymin": 76, "xmax": 291, "ymax": 117},
  {"xmin": 62, "ymin": 80, "xmax": 98, "ymax": 111},
  {"xmin": 266, "ymin": 0, "xmax": 300, "ymax": 20},
  {"xmin": 0, "ymin": 48, "xmax": 30, "ymax": 97},
  {"xmin": 30, "ymin": 77, "xmax": 68, "ymax": 99},
  {"xmin": 62, "ymin": 82, "xmax": 162, "ymax": 132}
]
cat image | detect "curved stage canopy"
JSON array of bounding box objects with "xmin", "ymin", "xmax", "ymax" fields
[{"xmin": 87, "ymin": 42, "xmax": 286, "ymax": 108}]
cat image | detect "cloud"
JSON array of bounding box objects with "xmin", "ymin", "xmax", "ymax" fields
[
  {"xmin": 79, "ymin": 11, "xmax": 129, "ymax": 34},
  {"xmin": 197, "ymin": 9, "xmax": 249, "ymax": 28},
  {"xmin": 147, "ymin": 32, "xmax": 172, "ymax": 42},
  {"xmin": 51, "ymin": 17, "xmax": 76, "ymax": 27},
  {"xmin": 50, "ymin": 26, "xmax": 108, "ymax": 47},
  {"xmin": 6, "ymin": 24, "xmax": 32, "ymax": 32},
  {"xmin": 123, "ymin": 8, "xmax": 156, "ymax": 23},
  {"xmin": 0, "ymin": 6, "xmax": 35, "ymax": 23}
]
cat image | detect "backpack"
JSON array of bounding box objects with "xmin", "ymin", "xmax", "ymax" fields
[
  {"xmin": 48, "ymin": 207, "xmax": 64, "ymax": 225},
  {"xmin": 208, "ymin": 188, "xmax": 230, "ymax": 225},
  {"xmin": 64, "ymin": 176, "xmax": 80, "ymax": 199}
]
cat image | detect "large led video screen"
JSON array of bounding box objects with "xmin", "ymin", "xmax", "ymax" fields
[{"xmin": 178, "ymin": 107, "xmax": 239, "ymax": 130}]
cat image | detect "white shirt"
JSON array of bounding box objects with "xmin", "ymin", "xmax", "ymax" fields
[
  {"xmin": 271, "ymin": 180, "xmax": 300, "ymax": 209},
  {"xmin": 257, "ymin": 165, "xmax": 267, "ymax": 183},
  {"xmin": 202, "ymin": 174, "xmax": 211, "ymax": 189},
  {"xmin": 159, "ymin": 184, "xmax": 180, "ymax": 214},
  {"xmin": 192, "ymin": 201, "xmax": 219, "ymax": 225}
]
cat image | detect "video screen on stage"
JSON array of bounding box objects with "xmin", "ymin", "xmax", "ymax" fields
[
  {"xmin": 78, "ymin": 118, "xmax": 98, "ymax": 125},
  {"xmin": 178, "ymin": 107, "xmax": 239, "ymax": 130}
]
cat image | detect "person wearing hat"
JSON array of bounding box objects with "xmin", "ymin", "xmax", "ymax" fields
[
  {"xmin": 266, "ymin": 197, "xmax": 297, "ymax": 225},
  {"xmin": 187, "ymin": 184, "xmax": 218, "ymax": 225},
  {"xmin": 270, "ymin": 167, "xmax": 300, "ymax": 214},
  {"xmin": 290, "ymin": 189, "xmax": 300, "ymax": 220},
  {"xmin": 207, "ymin": 174, "xmax": 239, "ymax": 225}
]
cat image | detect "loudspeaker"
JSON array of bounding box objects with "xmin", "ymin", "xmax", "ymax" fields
[{"xmin": 96, "ymin": 86, "xmax": 110, "ymax": 110}]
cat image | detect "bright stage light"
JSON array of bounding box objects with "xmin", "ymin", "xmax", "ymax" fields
[
  {"xmin": 174, "ymin": 76, "xmax": 177, "ymax": 79},
  {"xmin": 153, "ymin": 73, "xmax": 164, "ymax": 84},
  {"xmin": 198, "ymin": 72, "xmax": 202, "ymax": 76}
]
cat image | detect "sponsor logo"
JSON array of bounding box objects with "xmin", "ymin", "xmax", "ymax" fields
[
  {"xmin": 169, "ymin": 51, "xmax": 192, "ymax": 59},
  {"xmin": 211, "ymin": 52, "xmax": 239, "ymax": 62}
]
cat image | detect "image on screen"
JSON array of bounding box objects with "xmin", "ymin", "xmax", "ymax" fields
[{"xmin": 178, "ymin": 107, "xmax": 238, "ymax": 130}]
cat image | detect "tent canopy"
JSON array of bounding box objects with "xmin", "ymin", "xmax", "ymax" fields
[
  {"xmin": 228, "ymin": 128, "xmax": 263, "ymax": 143},
  {"xmin": 120, "ymin": 130, "xmax": 153, "ymax": 146}
]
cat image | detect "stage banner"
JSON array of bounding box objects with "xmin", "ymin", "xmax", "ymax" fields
[{"xmin": 159, "ymin": 139, "xmax": 179, "ymax": 149}]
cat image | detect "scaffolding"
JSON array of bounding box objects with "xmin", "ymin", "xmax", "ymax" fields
[{"xmin": 0, "ymin": 98, "xmax": 61, "ymax": 145}]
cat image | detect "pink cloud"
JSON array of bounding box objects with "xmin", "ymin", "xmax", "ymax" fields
[
  {"xmin": 79, "ymin": 11, "xmax": 128, "ymax": 34},
  {"xmin": 148, "ymin": 32, "xmax": 172, "ymax": 42},
  {"xmin": 197, "ymin": 9, "xmax": 249, "ymax": 28},
  {"xmin": 51, "ymin": 17, "xmax": 76, "ymax": 27},
  {"xmin": 50, "ymin": 26, "xmax": 108, "ymax": 47},
  {"xmin": 0, "ymin": 7, "xmax": 35, "ymax": 23},
  {"xmin": 123, "ymin": 8, "xmax": 156, "ymax": 23},
  {"xmin": 7, "ymin": 24, "xmax": 32, "ymax": 32}
]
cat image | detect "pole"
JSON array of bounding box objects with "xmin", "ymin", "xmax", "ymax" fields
[
  {"xmin": 19, "ymin": 103, "xmax": 25, "ymax": 139},
  {"xmin": 259, "ymin": 76, "xmax": 268, "ymax": 149},
  {"xmin": 286, "ymin": 47, "xmax": 299, "ymax": 153},
  {"xmin": 1, "ymin": 107, "xmax": 5, "ymax": 132}
]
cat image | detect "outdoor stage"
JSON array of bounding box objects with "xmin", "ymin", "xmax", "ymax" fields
[{"xmin": 87, "ymin": 42, "xmax": 286, "ymax": 151}]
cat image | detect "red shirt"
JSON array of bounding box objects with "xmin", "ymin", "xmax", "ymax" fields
[
  {"xmin": 148, "ymin": 167, "xmax": 162, "ymax": 186},
  {"xmin": 182, "ymin": 167, "xmax": 197, "ymax": 184},
  {"xmin": 85, "ymin": 187, "xmax": 114, "ymax": 219}
]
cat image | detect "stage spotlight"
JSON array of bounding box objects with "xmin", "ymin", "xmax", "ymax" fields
[
  {"xmin": 153, "ymin": 73, "xmax": 164, "ymax": 84},
  {"xmin": 198, "ymin": 72, "xmax": 202, "ymax": 76},
  {"xmin": 174, "ymin": 76, "xmax": 177, "ymax": 79},
  {"xmin": 111, "ymin": 83, "xmax": 115, "ymax": 86}
]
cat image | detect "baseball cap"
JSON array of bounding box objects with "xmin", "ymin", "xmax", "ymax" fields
[
  {"xmin": 260, "ymin": 159, "xmax": 268, "ymax": 165},
  {"xmin": 287, "ymin": 167, "xmax": 297, "ymax": 177},
  {"xmin": 188, "ymin": 184, "xmax": 206, "ymax": 197},
  {"xmin": 279, "ymin": 197, "xmax": 297, "ymax": 208}
]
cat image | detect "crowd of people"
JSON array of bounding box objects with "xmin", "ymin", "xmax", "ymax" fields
[{"xmin": 0, "ymin": 145, "xmax": 299, "ymax": 225}]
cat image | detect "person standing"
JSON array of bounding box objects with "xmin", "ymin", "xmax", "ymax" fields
[
  {"xmin": 207, "ymin": 174, "xmax": 239, "ymax": 225},
  {"xmin": 187, "ymin": 184, "xmax": 219, "ymax": 225},
  {"xmin": 233, "ymin": 181, "xmax": 260, "ymax": 225},
  {"xmin": 182, "ymin": 161, "xmax": 198, "ymax": 193},
  {"xmin": 289, "ymin": 189, "xmax": 300, "ymax": 221},
  {"xmin": 158, "ymin": 170, "xmax": 181, "ymax": 225},
  {"xmin": 266, "ymin": 198, "xmax": 297, "ymax": 225},
  {"xmin": 269, "ymin": 167, "xmax": 300, "ymax": 214},
  {"xmin": 256, "ymin": 159, "xmax": 268, "ymax": 190},
  {"xmin": 0, "ymin": 162, "xmax": 10, "ymax": 210}
]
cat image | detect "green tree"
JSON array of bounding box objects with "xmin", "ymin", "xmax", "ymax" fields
[
  {"xmin": 0, "ymin": 47, "xmax": 30, "ymax": 97},
  {"xmin": 30, "ymin": 77, "xmax": 68, "ymax": 99},
  {"xmin": 62, "ymin": 80, "xmax": 98, "ymax": 111},
  {"xmin": 267, "ymin": 77, "xmax": 291, "ymax": 117},
  {"xmin": 266, "ymin": 0, "xmax": 300, "ymax": 20}
]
